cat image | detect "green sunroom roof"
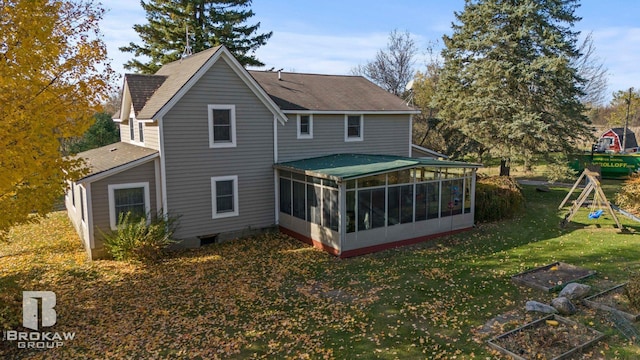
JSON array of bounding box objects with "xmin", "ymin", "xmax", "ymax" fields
[{"xmin": 275, "ymin": 154, "xmax": 481, "ymax": 181}]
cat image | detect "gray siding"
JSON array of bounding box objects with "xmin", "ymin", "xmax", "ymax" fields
[
  {"xmin": 90, "ymin": 160, "xmax": 158, "ymax": 252},
  {"xmin": 163, "ymin": 58, "xmax": 275, "ymax": 239},
  {"xmin": 277, "ymin": 114, "xmax": 411, "ymax": 162}
]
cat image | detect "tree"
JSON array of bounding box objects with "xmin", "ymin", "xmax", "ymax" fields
[
  {"xmin": 410, "ymin": 44, "xmax": 486, "ymax": 159},
  {"xmin": 0, "ymin": 0, "xmax": 114, "ymax": 239},
  {"xmin": 120, "ymin": 0, "xmax": 272, "ymax": 74},
  {"xmin": 352, "ymin": 30, "xmax": 417, "ymax": 96},
  {"xmin": 65, "ymin": 112, "xmax": 120, "ymax": 155},
  {"xmin": 608, "ymin": 88, "xmax": 640, "ymax": 127},
  {"xmin": 435, "ymin": 0, "xmax": 592, "ymax": 173},
  {"xmin": 573, "ymin": 32, "xmax": 608, "ymax": 106}
]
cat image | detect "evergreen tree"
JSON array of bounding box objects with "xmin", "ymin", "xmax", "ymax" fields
[
  {"xmin": 65, "ymin": 112, "xmax": 120, "ymax": 155},
  {"xmin": 120, "ymin": 0, "xmax": 272, "ymax": 74},
  {"xmin": 435, "ymin": 0, "xmax": 592, "ymax": 164}
]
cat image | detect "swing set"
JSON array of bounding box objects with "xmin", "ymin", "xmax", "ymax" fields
[{"xmin": 558, "ymin": 169, "xmax": 623, "ymax": 229}]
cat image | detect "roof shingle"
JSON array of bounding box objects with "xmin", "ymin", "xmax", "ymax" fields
[
  {"xmin": 249, "ymin": 71, "xmax": 417, "ymax": 112},
  {"xmin": 75, "ymin": 142, "xmax": 158, "ymax": 182}
]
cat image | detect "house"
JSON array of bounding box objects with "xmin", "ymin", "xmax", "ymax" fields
[
  {"xmin": 66, "ymin": 46, "xmax": 481, "ymax": 259},
  {"xmin": 595, "ymin": 128, "xmax": 639, "ymax": 153}
]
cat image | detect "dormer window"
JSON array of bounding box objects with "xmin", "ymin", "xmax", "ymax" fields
[
  {"xmin": 129, "ymin": 117, "xmax": 135, "ymax": 141},
  {"xmin": 138, "ymin": 122, "xmax": 144, "ymax": 143},
  {"xmin": 297, "ymin": 114, "xmax": 313, "ymax": 139}
]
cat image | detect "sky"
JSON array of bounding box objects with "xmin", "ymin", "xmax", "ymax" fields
[{"xmin": 102, "ymin": 0, "xmax": 640, "ymax": 103}]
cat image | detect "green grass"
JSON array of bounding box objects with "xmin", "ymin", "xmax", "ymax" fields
[{"xmin": 1, "ymin": 185, "xmax": 640, "ymax": 359}]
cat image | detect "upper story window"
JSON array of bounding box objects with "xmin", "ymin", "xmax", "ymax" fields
[
  {"xmin": 345, "ymin": 114, "xmax": 363, "ymax": 142},
  {"xmin": 129, "ymin": 117, "xmax": 135, "ymax": 141},
  {"xmin": 297, "ymin": 114, "xmax": 313, "ymax": 139},
  {"xmin": 208, "ymin": 104, "xmax": 237, "ymax": 148},
  {"xmin": 138, "ymin": 122, "xmax": 144, "ymax": 143}
]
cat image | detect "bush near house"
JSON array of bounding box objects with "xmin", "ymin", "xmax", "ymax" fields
[
  {"xmin": 102, "ymin": 211, "xmax": 178, "ymax": 263},
  {"xmin": 475, "ymin": 176, "xmax": 525, "ymax": 223},
  {"xmin": 615, "ymin": 173, "xmax": 640, "ymax": 216}
]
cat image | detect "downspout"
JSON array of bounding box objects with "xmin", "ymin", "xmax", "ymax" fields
[{"xmin": 274, "ymin": 115, "xmax": 279, "ymax": 225}]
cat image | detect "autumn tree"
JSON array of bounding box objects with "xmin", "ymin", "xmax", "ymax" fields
[
  {"xmin": 435, "ymin": 0, "xmax": 592, "ymax": 173},
  {"xmin": 0, "ymin": 0, "xmax": 113, "ymax": 239},
  {"xmin": 352, "ymin": 30, "xmax": 417, "ymax": 96},
  {"xmin": 121, "ymin": 0, "xmax": 272, "ymax": 74},
  {"xmin": 608, "ymin": 88, "xmax": 640, "ymax": 127}
]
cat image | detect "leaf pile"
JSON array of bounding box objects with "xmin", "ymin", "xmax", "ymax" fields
[{"xmin": 1, "ymin": 183, "xmax": 640, "ymax": 359}]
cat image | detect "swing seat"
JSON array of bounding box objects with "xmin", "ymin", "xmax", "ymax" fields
[{"xmin": 589, "ymin": 209, "xmax": 604, "ymax": 219}]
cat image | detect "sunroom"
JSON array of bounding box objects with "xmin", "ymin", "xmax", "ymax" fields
[{"xmin": 275, "ymin": 154, "xmax": 482, "ymax": 257}]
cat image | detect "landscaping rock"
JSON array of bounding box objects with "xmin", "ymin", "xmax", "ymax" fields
[
  {"xmin": 551, "ymin": 296, "xmax": 577, "ymax": 315},
  {"xmin": 526, "ymin": 300, "xmax": 558, "ymax": 314},
  {"xmin": 559, "ymin": 282, "xmax": 591, "ymax": 300}
]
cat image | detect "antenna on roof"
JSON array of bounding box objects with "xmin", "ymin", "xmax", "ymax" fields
[
  {"xmin": 182, "ymin": 25, "xmax": 193, "ymax": 59},
  {"xmin": 404, "ymin": 80, "xmax": 415, "ymax": 106}
]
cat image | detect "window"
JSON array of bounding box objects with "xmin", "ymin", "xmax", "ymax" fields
[
  {"xmin": 322, "ymin": 188, "xmax": 339, "ymax": 231},
  {"xmin": 80, "ymin": 187, "xmax": 85, "ymax": 222},
  {"xmin": 71, "ymin": 183, "xmax": 76, "ymax": 209},
  {"xmin": 292, "ymin": 180, "xmax": 306, "ymax": 220},
  {"xmin": 129, "ymin": 117, "xmax": 134, "ymax": 141},
  {"xmin": 357, "ymin": 188, "xmax": 385, "ymax": 230},
  {"xmin": 388, "ymin": 185, "xmax": 414, "ymax": 226},
  {"xmin": 208, "ymin": 105, "xmax": 237, "ymax": 148},
  {"xmin": 297, "ymin": 114, "xmax": 313, "ymax": 139},
  {"xmin": 108, "ymin": 182, "xmax": 150, "ymax": 230},
  {"xmin": 138, "ymin": 122, "xmax": 144, "ymax": 143},
  {"xmin": 307, "ymin": 184, "xmax": 321, "ymax": 224},
  {"xmin": 211, "ymin": 176, "xmax": 239, "ymax": 218},
  {"xmin": 279, "ymin": 177, "xmax": 292, "ymax": 215},
  {"xmin": 345, "ymin": 114, "xmax": 363, "ymax": 141}
]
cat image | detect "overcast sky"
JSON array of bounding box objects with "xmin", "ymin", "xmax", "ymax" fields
[{"xmin": 102, "ymin": 0, "xmax": 640, "ymax": 102}]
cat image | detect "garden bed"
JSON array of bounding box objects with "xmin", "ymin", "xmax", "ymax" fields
[
  {"xmin": 511, "ymin": 262, "xmax": 596, "ymax": 292},
  {"xmin": 583, "ymin": 283, "xmax": 640, "ymax": 322},
  {"xmin": 488, "ymin": 314, "xmax": 605, "ymax": 360}
]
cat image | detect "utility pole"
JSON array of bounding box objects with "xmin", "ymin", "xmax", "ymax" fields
[{"xmin": 623, "ymin": 88, "xmax": 632, "ymax": 153}]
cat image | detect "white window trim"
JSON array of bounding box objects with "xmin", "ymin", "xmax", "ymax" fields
[
  {"xmin": 129, "ymin": 117, "xmax": 135, "ymax": 141},
  {"xmin": 208, "ymin": 104, "xmax": 237, "ymax": 148},
  {"xmin": 211, "ymin": 175, "xmax": 239, "ymax": 219},
  {"xmin": 344, "ymin": 114, "xmax": 364, "ymax": 142},
  {"xmin": 296, "ymin": 114, "xmax": 313, "ymax": 139},
  {"xmin": 108, "ymin": 182, "xmax": 151, "ymax": 230}
]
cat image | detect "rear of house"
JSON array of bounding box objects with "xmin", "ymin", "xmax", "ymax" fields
[{"xmin": 66, "ymin": 46, "xmax": 480, "ymax": 259}]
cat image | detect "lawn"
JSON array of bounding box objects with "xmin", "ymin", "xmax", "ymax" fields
[{"xmin": 1, "ymin": 185, "xmax": 640, "ymax": 359}]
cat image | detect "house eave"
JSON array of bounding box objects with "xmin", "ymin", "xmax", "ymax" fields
[
  {"xmin": 282, "ymin": 110, "xmax": 421, "ymax": 115},
  {"xmin": 75, "ymin": 153, "xmax": 159, "ymax": 185}
]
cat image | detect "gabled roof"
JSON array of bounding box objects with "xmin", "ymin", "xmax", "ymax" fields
[
  {"xmin": 275, "ymin": 154, "xmax": 481, "ymax": 181},
  {"xmin": 74, "ymin": 142, "xmax": 158, "ymax": 183},
  {"xmin": 125, "ymin": 74, "xmax": 167, "ymax": 115},
  {"xmin": 603, "ymin": 128, "xmax": 638, "ymax": 148},
  {"xmin": 248, "ymin": 71, "xmax": 419, "ymax": 113},
  {"xmin": 119, "ymin": 46, "xmax": 287, "ymax": 124},
  {"xmin": 135, "ymin": 47, "xmax": 222, "ymax": 120}
]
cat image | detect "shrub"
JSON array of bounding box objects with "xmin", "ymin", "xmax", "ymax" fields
[
  {"xmin": 475, "ymin": 176, "xmax": 525, "ymax": 223},
  {"xmin": 615, "ymin": 173, "xmax": 640, "ymax": 216},
  {"xmin": 102, "ymin": 211, "xmax": 178, "ymax": 263},
  {"xmin": 624, "ymin": 271, "xmax": 640, "ymax": 311}
]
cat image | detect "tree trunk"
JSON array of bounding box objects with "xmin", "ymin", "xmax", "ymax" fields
[{"xmin": 500, "ymin": 158, "xmax": 511, "ymax": 176}]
